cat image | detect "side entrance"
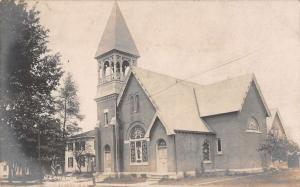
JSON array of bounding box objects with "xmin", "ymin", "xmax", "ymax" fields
[{"xmin": 156, "ymin": 139, "xmax": 168, "ymax": 173}]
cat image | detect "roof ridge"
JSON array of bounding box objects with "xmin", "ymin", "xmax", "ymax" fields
[
  {"xmin": 133, "ymin": 66, "xmax": 203, "ymax": 88},
  {"xmin": 70, "ymin": 129, "xmax": 96, "ymax": 138},
  {"xmin": 134, "ymin": 67, "xmax": 254, "ymax": 91},
  {"xmin": 202, "ymin": 73, "xmax": 254, "ymax": 87}
]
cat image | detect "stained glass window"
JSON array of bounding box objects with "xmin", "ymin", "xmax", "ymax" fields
[
  {"xmin": 130, "ymin": 126, "xmax": 145, "ymax": 139},
  {"xmin": 142, "ymin": 141, "xmax": 148, "ymax": 162},
  {"xmin": 130, "ymin": 142, "xmax": 136, "ymax": 162},
  {"xmin": 248, "ymin": 117, "xmax": 260, "ymax": 131},
  {"xmin": 129, "ymin": 125, "xmax": 148, "ymax": 164},
  {"xmin": 203, "ymin": 140, "xmax": 210, "ymax": 161}
]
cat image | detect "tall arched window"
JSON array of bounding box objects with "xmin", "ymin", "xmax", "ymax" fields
[
  {"xmin": 247, "ymin": 117, "xmax": 260, "ymax": 132},
  {"xmin": 130, "ymin": 96, "xmax": 134, "ymax": 113},
  {"xmin": 122, "ymin": 61, "xmax": 130, "ymax": 76},
  {"xmin": 116, "ymin": 62, "xmax": 121, "ymax": 79},
  {"xmin": 203, "ymin": 140, "xmax": 210, "ymax": 161},
  {"xmin": 130, "ymin": 94, "xmax": 139, "ymax": 114},
  {"xmin": 135, "ymin": 95, "xmax": 139, "ymax": 113},
  {"xmin": 129, "ymin": 125, "xmax": 148, "ymax": 164},
  {"xmin": 104, "ymin": 61, "xmax": 110, "ymax": 77}
]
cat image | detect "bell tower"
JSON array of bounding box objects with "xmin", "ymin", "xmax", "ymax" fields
[
  {"xmin": 94, "ymin": 2, "xmax": 139, "ymax": 173},
  {"xmin": 95, "ymin": 2, "xmax": 139, "ymax": 124}
]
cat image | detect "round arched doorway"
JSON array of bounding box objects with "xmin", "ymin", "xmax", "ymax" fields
[
  {"xmin": 104, "ymin": 145, "xmax": 111, "ymax": 173},
  {"xmin": 156, "ymin": 139, "xmax": 168, "ymax": 173}
]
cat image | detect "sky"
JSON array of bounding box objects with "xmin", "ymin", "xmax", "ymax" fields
[{"xmin": 29, "ymin": 1, "xmax": 300, "ymax": 143}]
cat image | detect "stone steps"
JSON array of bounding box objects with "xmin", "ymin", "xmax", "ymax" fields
[
  {"xmin": 94, "ymin": 173, "xmax": 114, "ymax": 182},
  {"xmin": 146, "ymin": 174, "xmax": 169, "ymax": 183}
]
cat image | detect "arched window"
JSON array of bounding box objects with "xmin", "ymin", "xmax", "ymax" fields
[
  {"xmin": 125, "ymin": 66, "xmax": 130, "ymax": 76},
  {"xmin": 129, "ymin": 125, "xmax": 148, "ymax": 164},
  {"xmin": 122, "ymin": 61, "xmax": 130, "ymax": 75},
  {"xmin": 116, "ymin": 62, "xmax": 121, "ymax": 79},
  {"xmin": 135, "ymin": 95, "xmax": 139, "ymax": 113},
  {"xmin": 157, "ymin": 139, "xmax": 167, "ymax": 149},
  {"xmin": 203, "ymin": 140, "xmax": 210, "ymax": 161},
  {"xmin": 130, "ymin": 94, "xmax": 139, "ymax": 114},
  {"xmin": 130, "ymin": 125, "xmax": 145, "ymax": 139},
  {"xmin": 248, "ymin": 117, "xmax": 260, "ymax": 132},
  {"xmin": 130, "ymin": 96, "xmax": 134, "ymax": 113},
  {"xmin": 104, "ymin": 61, "xmax": 110, "ymax": 76},
  {"xmin": 104, "ymin": 145, "xmax": 110, "ymax": 152}
]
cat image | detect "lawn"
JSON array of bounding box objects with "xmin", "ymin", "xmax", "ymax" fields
[{"xmin": 159, "ymin": 169, "xmax": 300, "ymax": 187}]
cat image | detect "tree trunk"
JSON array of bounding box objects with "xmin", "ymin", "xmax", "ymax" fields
[
  {"xmin": 22, "ymin": 164, "xmax": 26, "ymax": 183},
  {"xmin": 62, "ymin": 98, "xmax": 67, "ymax": 139},
  {"xmin": 8, "ymin": 162, "xmax": 12, "ymax": 183}
]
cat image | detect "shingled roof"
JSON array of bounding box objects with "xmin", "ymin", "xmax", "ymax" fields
[
  {"xmin": 196, "ymin": 74, "xmax": 254, "ymax": 117},
  {"xmin": 118, "ymin": 67, "xmax": 271, "ymax": 134},
  {"xmin": 69, "ymin": 129, "xmax": 96, "ymax": 139},
  {"xmin": 95, "ymin": 3, "xmax": 139, "ymax": 58}
]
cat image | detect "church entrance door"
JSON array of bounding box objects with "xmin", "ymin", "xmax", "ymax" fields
[
  {"xmin": 104, "ymin": 145, "xmax": 112, "ymax": 173},
  {"xmin": 156, "ymin": 139, "xmax": 168, "ymax": 173}
]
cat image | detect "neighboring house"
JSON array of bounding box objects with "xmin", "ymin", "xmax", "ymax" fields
[
  {"xmin": 266, "ymin": 109, "xmax": 287, "ymax": 139},
  {"xmin": 65, "ymin": 130, "xmax": 96, "ymax": 173},
  {"xmin": 0, "ymin": 161, "xmax": 8, "ymax": 179},
  {"xmin": 93, "ymin": 3, "xmax": 271, "ymax": 178}
]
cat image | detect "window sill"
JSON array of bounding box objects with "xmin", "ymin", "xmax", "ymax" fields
[
  {"xmin": 246, "ymin": 130, "xmax": 262, "ymax": 134},
  {"xmin": 203, "ymin": 160, "xmax": 212, "ymax": 164},
  {"xmin": 217, "ymin": 152, "xmax": 223, "ymax": 155},
  {"xmin": 129, "ymin": 162, "xmax": 149, "ymax": 166}
]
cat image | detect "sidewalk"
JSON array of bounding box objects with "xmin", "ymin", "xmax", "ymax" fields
[{"xmin": 95, "ymin": 174, "xmax": 262, "ymax": 187}]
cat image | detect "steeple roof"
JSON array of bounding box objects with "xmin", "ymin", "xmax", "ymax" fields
[{"xmin": 95, "ymin": 2, "xmax": 140, "ymax": 58}]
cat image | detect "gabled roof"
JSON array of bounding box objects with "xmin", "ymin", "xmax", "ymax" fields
[
  {"xmin": 267, "ymin": 109, "xmax": 287, "ymax": 136},
  {"xmin": 69, "ymin": 130, "xmax": 96, "ymax": 140},
  {"xmin": 196, "ymin": 74, "xmax": 271, "ymax": 117},
  {"xmin": 117, "ymin": 67, "xmax": 270, "ymax": 134},
  {"xmin": 118, "ymin": 67, "xmax": 212, "ymax": 134},
  {"xmin": 95, "ymin": 3, "xmax": 139, "ymax": 58}
]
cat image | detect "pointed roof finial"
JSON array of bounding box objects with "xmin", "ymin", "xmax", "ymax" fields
[{"xmin": 95, "ymin": 2, "xmax": 140, "ymax": 58}]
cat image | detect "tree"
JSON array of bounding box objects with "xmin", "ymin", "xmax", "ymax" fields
[
  {"xmin": 57, "ymin": 73, "xmax": 83, "ymax": 138},
  {"xmin": 259, "ymin": 133, "xmax": 300, "ymax": 164},
  {"xmin": 0, "ymin": 0, "xmax": 63, "ymax": 180},
  {"xmin": 72, "ymin": 140, "xmax": 93, "ymax": 173}
]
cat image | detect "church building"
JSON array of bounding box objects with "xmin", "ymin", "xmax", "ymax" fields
[{"xmin": 94, "ymin": 3, "xmax": 271, "ymax": 178}]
